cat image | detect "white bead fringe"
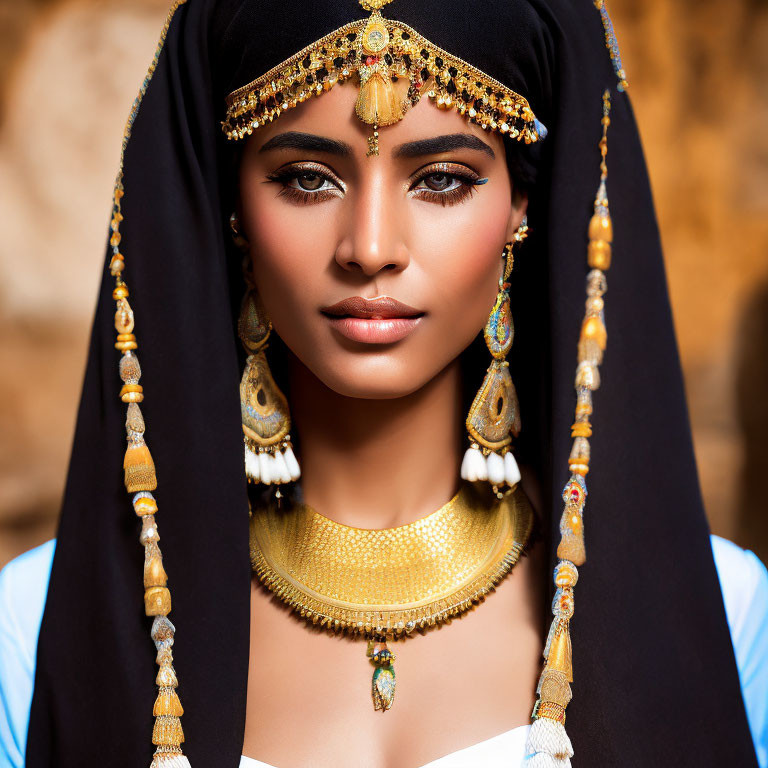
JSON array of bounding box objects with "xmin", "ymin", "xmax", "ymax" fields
[
  {"xmin": 244, "ymin": 444, "xmax": 301, "ymax": 485},
  {"xmin": 150, "ymin": 754, "xmax": 192, "ymax": 768},
  {"xmin": 525, "ymin": 718, "xmax": 574, "ymax": 761},
  {"xmin": 460, "ymin": 446, "xmax": 520, "ymax": 488},
  {"xmin": 504, "ymin": 450, "xmax": 521, "ymax": 485},
  {"xmin": 283, "ymin": 445, "xmax": 300, "ymax": 479}
]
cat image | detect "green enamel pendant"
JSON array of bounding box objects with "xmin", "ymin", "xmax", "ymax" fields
[{"xmin": 368, "ymin": 640, "xmax": 396, "ymax": 711}]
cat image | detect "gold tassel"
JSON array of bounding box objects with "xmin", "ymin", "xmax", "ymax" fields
[
  {"xmin": 152, "ymin": 715, "xmax": 184, "ymax": 746},
  {"xmin": 153, "ymin": 689, "xmax": 184, "ymax": 717},
  {"xmin": 124, "ymin": 441, "xmax": 157, "ymax": 492},
  {"xmin": 355, "ymin": 72, "xmax": 404, "ymax": 126},
  {"xmin": 546, "ymin": 626, "xmax": 573, "ymax": 682}
]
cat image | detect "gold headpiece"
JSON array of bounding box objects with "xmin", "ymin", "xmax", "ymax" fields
[{"xmin": 222, "ymin": 0, "xmax": 547, "ymax": 155}]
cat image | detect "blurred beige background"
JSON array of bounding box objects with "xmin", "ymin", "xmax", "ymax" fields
[{"xmin": 0, "ymin": 0, "xmax": 767, "ymax": 568}]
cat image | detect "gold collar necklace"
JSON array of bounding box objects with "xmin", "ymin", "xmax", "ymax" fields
[{"xmin": 249, "ymin": 481, "xmax": 533, "ymax": 710}]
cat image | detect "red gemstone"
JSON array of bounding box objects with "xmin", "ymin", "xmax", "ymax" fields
[{"xmin": 366, "ymin": 56, "xmax": 379, "ymax": 66}]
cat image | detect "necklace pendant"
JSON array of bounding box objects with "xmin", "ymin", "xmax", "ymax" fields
[{"xmin": 368, "ymin": 640, "xmax": 396, "ymax": 711}]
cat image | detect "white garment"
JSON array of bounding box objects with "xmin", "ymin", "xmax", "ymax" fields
[
  {"xmin": 1, "ymin": 536, "xmax": 767, "ymax": 767},
  {"xmin": 239, "ymin": 724, "xmax": 530, "ymax": 767}
]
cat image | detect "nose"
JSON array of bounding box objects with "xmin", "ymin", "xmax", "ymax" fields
[{"xmin": 334, "ymin": 174, "xmax": 410, "ymax": 277}]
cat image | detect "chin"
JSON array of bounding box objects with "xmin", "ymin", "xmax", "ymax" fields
[{"xmin": 311, "ymin": 359, "xmax": 438, "ymax": 400}]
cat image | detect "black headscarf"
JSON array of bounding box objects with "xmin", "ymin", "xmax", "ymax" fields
[{"xmin": 27, "ymin": 1, "xmax": 757, "ymax": 766}]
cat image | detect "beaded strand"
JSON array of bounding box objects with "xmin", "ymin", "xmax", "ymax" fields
[
  {"xmin": 108, "ymin": 2, "xmax": 192, "ymax": 766},
  {"xmin": 524, "ymin": 89, "xmax": 614, "ymax": 767},
  {"xmin": 593, "ymin": 0, "xmax": 629, "ymax": 91}
]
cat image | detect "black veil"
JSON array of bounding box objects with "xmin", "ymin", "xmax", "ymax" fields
[{"xmin": 27, "ymin": 1, "xmax": 757, "ymax": 765}]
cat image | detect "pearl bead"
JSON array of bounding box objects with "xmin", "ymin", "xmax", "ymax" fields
[
  {"xmin": 504, "ymin": 451, "xmax": 521, "ymax": 486},
  {"xmin": 460, "ymin": 447, "xmax": 474, "ymax": 481},
  {"xmin": 273, "ymin": 450, "xmax": 291, "ymax": 483},
  {"xmin": 486, "ymin": 451, "xmax": 506, "ymax": 485},
  {"xmin": 258, "ymin": 452, "xmax": 272, "ymax": 484},
  {"xmin": 284, "ymin": 445, "xmax": 301, "ymax": 480},
  {"xmin": 473, "ymin": 449, "xmax": 488, "ymax": 481},
  {"xmin": 245, "ymin": 449, "xmax": 260, "ymax": 482}
]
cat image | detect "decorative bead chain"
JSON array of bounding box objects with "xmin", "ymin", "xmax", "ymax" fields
[
  {"xmin": 594, "ymin": 0, "xmax": 629, "ymax": 91},
  {"xmin": 109, "ymin": 2, "xmax": 192, "ymax": 766},
  {"xmin": 524, "ymin": 90, "xmax": 613, "ymax": 766}
]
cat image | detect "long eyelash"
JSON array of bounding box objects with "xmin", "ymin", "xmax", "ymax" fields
[
  {"xmin": 409, "ymin": 163, "xmax": 483, "ymax": 207},
  {"xmin": 265, "ymin": 164, "xmax": 342, "ymax": 206},
  {"xmin": 276, "ymin": 186, "xmax": 339, "ymax": 205},
  {"xmin": 414, "ymin": 184, "xmax": 479, "ymax": 207},
  {"xmin": 266, "ymin": 164, "xmax": 480, "ymax": 207}
]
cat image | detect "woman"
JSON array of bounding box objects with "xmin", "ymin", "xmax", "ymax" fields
[{"xmin": 1, "ymin": 0, "xmax": 767, "ymax": 766}]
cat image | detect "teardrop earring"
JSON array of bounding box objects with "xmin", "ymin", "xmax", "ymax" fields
[
  {"xmin": 238, "ymin": 269, "xmax": 300, "ymax": 493},
  {"xmin": 461, "ymin": 216, "xmax": 528, "ymax": 494}
]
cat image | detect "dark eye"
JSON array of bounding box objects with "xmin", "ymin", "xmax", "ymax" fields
[
  {"xmin": 422, "ymin": 172, "xmax": 453, "ymax": 191},
  {"xmin": 296, "ymin": 172, "xmax": 324, "ymax": 191},
  {"xmin": 266, "ymin": 163, "xmax": 345, "ymax": 205},
  {"xmin": 412, "ymin": 167, "xmax": 475, "ymax": 196},
  {"xmin": 409, "ymin": 164, "xmax": 480, "ymax": 207}
]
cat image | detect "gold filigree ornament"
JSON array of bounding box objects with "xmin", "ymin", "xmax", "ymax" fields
[
  {"xmin": 249, "ymin": 480, "xmax": 534, "ymax": 711},
  {"xmin": 222, "ymin": 0, "xmax": 548, "ymax": 155},
  {"xmin": 461, "ymin": 219, "xmax": 528, "ymax": 495},
  {"xmin": 238, "ymin": 285, "xmax": 301, "ymax": 493}
]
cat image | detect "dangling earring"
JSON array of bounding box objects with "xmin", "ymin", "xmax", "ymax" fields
[
  {"xmin": 461, "ymin": 216, "xmax": 528, "ymax": 493},
  {"xmin": 230, "ymin": 211, "xmax": 250, "ymax": 252},
  {"xmin": 235, "ymin": 226, "xmax": 301, "ymax": 491}
]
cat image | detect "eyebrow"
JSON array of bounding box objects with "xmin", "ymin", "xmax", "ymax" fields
[
  {"xmin": 392, "ymin": 133, "xmax": 495, "ymax": 159},
  {"xmin": 258, "ymin": 131, "xmax": 353, "ymax": 155}
]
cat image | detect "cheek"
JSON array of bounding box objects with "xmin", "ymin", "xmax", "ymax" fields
[
  {"xmin": 241, "ymin": 182, "xmax": 335, "ymax": 336},
  {"xmin": 412, "ymin": 188, "xmax": 511, "ymax": 344}
]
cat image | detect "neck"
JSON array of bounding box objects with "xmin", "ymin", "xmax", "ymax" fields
[{"xmin": 287, "ymin": 354, "xmax": 464, "ymax": 529}]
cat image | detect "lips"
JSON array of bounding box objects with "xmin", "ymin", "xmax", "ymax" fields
[
  {"xmin": 320, "ymin": 296, "xmax": 424, "ymax": 344},
  {"xmin": 320, "ymin": 295, "xmax": 423, "ymax": 319}
]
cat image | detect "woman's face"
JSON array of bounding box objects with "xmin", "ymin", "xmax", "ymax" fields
[{"xmin": 238, "ymin": 81, "xmax": 527, "ymax": 399}]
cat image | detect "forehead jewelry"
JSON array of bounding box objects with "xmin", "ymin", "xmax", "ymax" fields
[{"xmin": 222, "ymin": 0, "xmax": 547, "ymax": 155}]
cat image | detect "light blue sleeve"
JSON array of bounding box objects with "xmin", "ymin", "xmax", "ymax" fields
[
  {"xmin": 0, "ymin": 536, "xmax": 766, "ymax": 766},
  {"xmin": 0, "ymin": 540, "xmax": 55, "ymax": 768},
  {"xmin": 711, "ymin": 535, "xmax": 768, "ymax": 767}
]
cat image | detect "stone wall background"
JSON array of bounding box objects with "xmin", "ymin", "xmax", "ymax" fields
[{"xmin": 1, "ymin": 0, "xmax": 766, "ymax": 568}]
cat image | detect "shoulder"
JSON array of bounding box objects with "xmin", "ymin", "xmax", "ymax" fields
[
  {"xmin": 0, "ymin": 537, "xmax": 765, "ymax": 765},
  {"xmin": 710, "ymin": 534, "xmax": 768, "ymax": 767},
  {"xmin": 0, "ymin": 540, "xmax": 56, "ymax": 659},
  {"xmin": 0, "ymin": 539, "xmax": 56, "ymax": 767},
  {"xmin": 711, "ymin": 535, "xmax": 768, "ymax": 648}
]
